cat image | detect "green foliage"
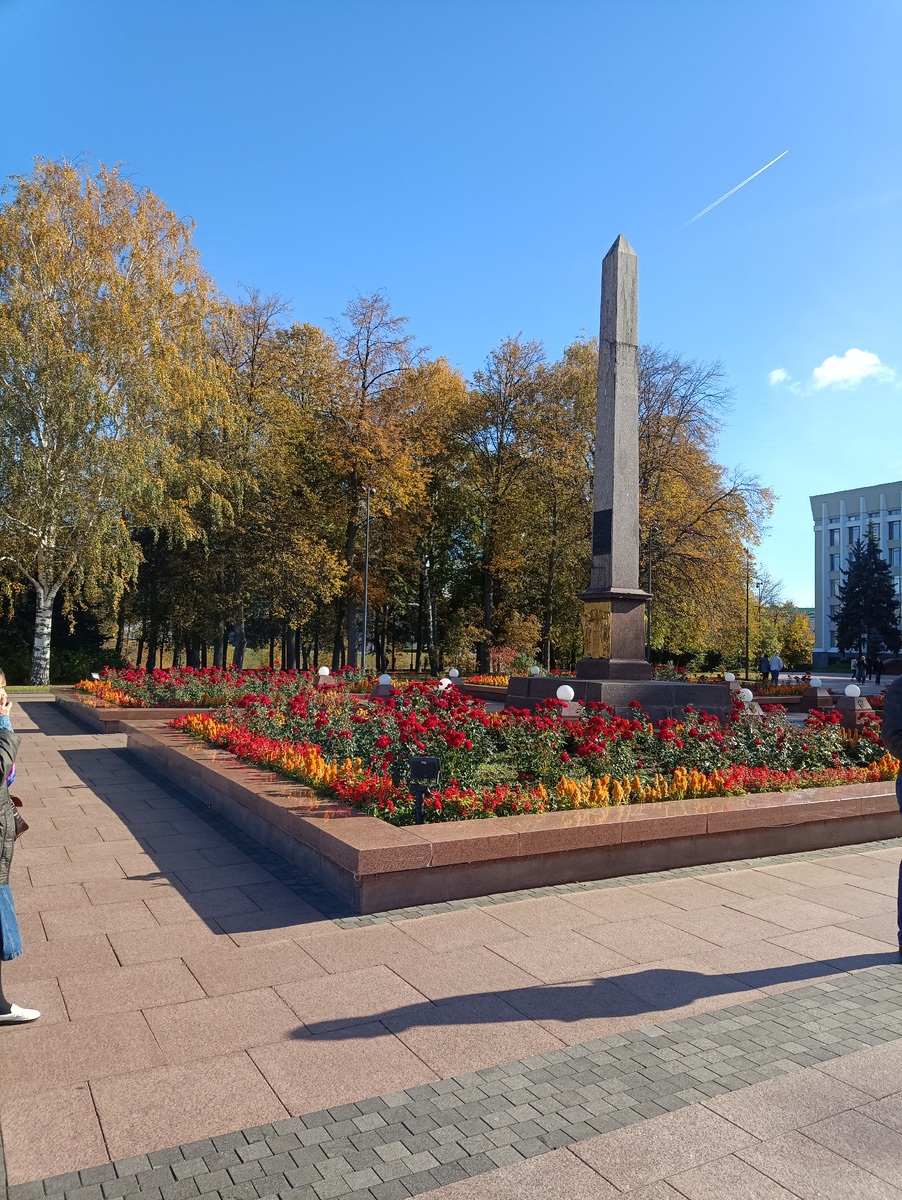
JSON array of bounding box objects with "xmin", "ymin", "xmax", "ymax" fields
[{"xmin": 836, "ymin": 530, "xmax": 901, "ymax": 656}]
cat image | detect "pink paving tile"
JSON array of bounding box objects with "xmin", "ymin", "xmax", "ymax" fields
[
  {"xmin": 143, "ymin": 830, "xmax": 233, "ymax": 854},
  {"xmin": 633, "ymin": 877, "xmax": 742, "ymax": 910},
  {"xmin": 0, "ymin": 1083, "xmax": 109, "ymax": 1184},
  {"xmin": 818, "ymin": 852, "xmax": 899, "ymax": 878},
  {"xmin": 184, "ymin": 937, "xmax": 328, "ymax": 996},
  {"xmin": 758, "ymin": 860, "xmax": 862, "ymax": 888},
  {"xmin": 605, "ymin": 956, "xmax": 765, "ymax": 1015},
  {"xmin": 41, "ymin": 899, "xmax": 159, "ymax": 940},
  {"xmin": 561, "ymin": 887, "xmax": 686, "ymax": 922},
  {"xmin": 91, "ymin": 1052, "xmax": 288, "ymax": 1161},
  {"xmin": 2, "ymin": 933, "xmax": 120, "ymax": 983},
  {"xmin": 860, "ymin": 1092, "xmax": 902, "ymax": 1134},
  {"xmin": 814, "ymin": 1039, "xmax": 902, "ymax": 1099},
  {"xmin": 218, "ymin": 916, "xmax": 329, "ymax": 947},
  {"xmin": 834, "ymin": 911, "xmax": 900, "ymax": 945},
  {"xmin": 17, "ymin": 911, "xmax": 47, "ymax": 944},
  {"xmin": 483, "ymin": 896, "xmax": 600, "ymax": 935},
  {"xmin": 116, "ymin": 850, "xmax": 214, "ymax": 877},
  {"xmin": 66, "ymin": 841, "xmax": 144, "ymax": 863},
  {"xmin": 668, "ymin": 1153, "xmax": 801, "ymax": 1198},
  {"xmin": 143, "ymin": 988, "xmax": 303, "ymax": 1060},
  {"xmin": 704, "ymin": 1066, "xmax": 868, "ymax": 1138},
  {"xmin": 296, "ymin": 923, "xmax": 426, "ymax": 974},
  {"xmin": 724, "ymin": 893, "xmax": 863, "ymax": 931},
  {"xmin": 423, "ymin": 1147, "xmax": 618, "ymax": 1198},
  {"xmin": 681, "ymin": 869, "xmax": 807, "ymax": 901},
  {"xmin": 499, "ymin": 976, "xmax": 661, "ymax": 1044},
  {"xmin": 3, "ymin": 975, "xmax": 69, "ymax": 1026},
  {"xmin": 652, "ymin": 904, "xmax": 789, "ymax": 947},
  {"xmin": 277, "ymin": 964, "xmax": 429, "ymax": 1033},
  {"xmin": 572, "ymin": 1103, "xmax": 756, "ymax": 1190},
  {"xmin": 0, "ymin": 1009, "xmax": 164, "ymax": 1102},
  {"xmin": 390, "ymin": 945, "xmax": 542, "ymax": 1001},
  {"xmin": 108, "ymin": 920, "xmax": 227, "ymax": 965},
  {"xmin": 249, "ymin": 1022, "xmax": 438, "ymax": 1114},
  {"xmin": 833, "ymin": 874, "xmax": 897, "ymax": 897},
  {"xmin": 798, "ymin": 882, "xmax": 892, "ymax": 917},
  {"xmin": 148, "ymin": 885, "xmax": 262, "ymax": 921},
  {"xmin": 199, "ymin": 846, "xmax": 256, "ymax": 867},
  {"xmin": 27, "ymin": 860, "xmax": 126, "ymax": 887},
  {"xmin": 805, "ymin": 1109, "xmax": 902, "ymax": 1188},
  {"xmin": 487, "ymin": 929, "xmax": 635, "ymax": 983},
  {"xmin": 580, "ymin": 917, "xmax": 720, "ymax": 963},
  {"xmin": 395, "ymin": 906, "xmax": 518, "ymax": 950},
  {"xmin": 237, "ymin": 881, "xmax": 317, "ymax": 911},
  {"xmin": 172, "ymin": 863, "xmax": 277, "ymax": 892},
  {"xmin": 84, "ymin": 877, "xmax": 187, "ymax": 906},
  {"xmin": 385, "ymin": 991, "xmax": 563, "ymax": 1075},
  {"xmin": 11, "ymin": 845, "xmax": 71, "ymax": 867},
  {"xmin": 769, "ymin": 925, "xmax": 895, "ymax": 966},
  {"xmin": 59, "ymin": 959, "xmax": 206, "ymax": 1019},
  {"xmin": 679, "ymin": 939, "xmax": 841, "ymax": 995},
  {"xmin": 737, "ymin": 1130, "xmax": 901, "ymax": 1199}
]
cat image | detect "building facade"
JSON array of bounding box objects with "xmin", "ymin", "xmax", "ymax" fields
[{"xmin": 810, "ymin": 481, "xmax": 902, "ymax": 667}]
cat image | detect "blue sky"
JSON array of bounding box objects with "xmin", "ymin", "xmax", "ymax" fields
[{"xmin": 3, "ymin": 0, "xmax": 900, "ymax": 606}]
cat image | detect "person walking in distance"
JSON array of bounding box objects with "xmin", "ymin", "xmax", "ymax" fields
[
  {"xmin": 0, "ymin": 672, "xmax": 40, "ymax": 1023},
  {"xmin": 758, "ymin": 654, "xmax": 770, "ymax": 683},
  {"xmin": 879, "ymin": 676, "xmax": 902, "ymax": 961},
  {"xmin": 768, "ymin": 652, "xmax": 783, "ymax": 684},
  {"xmin": 874, "ymin": 656, "xmax": 883, "ymax": 688}
]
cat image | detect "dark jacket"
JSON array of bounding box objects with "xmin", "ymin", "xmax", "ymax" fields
[
  {"xmin": 0, "ymin": 728, "xmax": 22, "ymax": 887},
  {"xmin": 880, "ymin": 676, "xmax": 902, "ymax": 762}
]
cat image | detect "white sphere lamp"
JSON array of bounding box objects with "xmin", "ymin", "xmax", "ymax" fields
[
  {"xmin": 738, "ymin": 688, "xmax": 753, "ymax": 702},
  {"xmin": 845, "ymin": 684, "xmax": 860, "ymax": 698},
  {"xmin": 809, "ymin": 677, "xmax": 822, "ymax": 688},
  {"xmin": 438, "ymin": 677, "xmax": 452, "ymax": 690},
  {"xmin": 317, "ymin": 666, "xmax": 330, "ymax": 677},
  {"xmin": 448, "ymin": 668, "xmax": 459, "ymax": 678},
  {"xmin": 529, "ymin": 665, "xmax": 541, "ymax": 676},
  {"xmin": 556, "ymin": 684, "xmax": 575, "ymax": 702},
  {"xmin": 378, "ymin": 673, "xmax": 391, "ymax": 686},
  {"xmin": 724, "ymin": 672, "xmax": 735, "ymax": 683}
]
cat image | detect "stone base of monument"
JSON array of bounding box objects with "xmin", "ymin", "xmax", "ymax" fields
[{"xmin": 506, "ymin": 676, "xmax": 733, "ymax": 722}]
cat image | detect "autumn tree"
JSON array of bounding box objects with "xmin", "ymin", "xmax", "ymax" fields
[{"xmin": 0, "ymin": 158, "xmax": 224, "ymax": 683}]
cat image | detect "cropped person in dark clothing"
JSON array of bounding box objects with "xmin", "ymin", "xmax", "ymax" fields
[{"xmin": 879, "ymin": 675, "xmax": 902, "ymax": 961}]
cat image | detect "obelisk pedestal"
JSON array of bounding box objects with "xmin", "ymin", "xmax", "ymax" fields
[{"xmin": 576, "ymin": 235, "xmax": 651, "ymax": 680}]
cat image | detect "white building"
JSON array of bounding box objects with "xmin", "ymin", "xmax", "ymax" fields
[{"xmin": 810, "ymin": 481, "xmax": 902, "ymax": 667}]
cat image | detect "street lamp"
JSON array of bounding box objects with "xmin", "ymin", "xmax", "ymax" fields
[
  {"xmin": 744, "ymin": 548, "xmax": 751, "ymax": 680},
  {"xmin": 361, "ymin": 488, "xmax": 375, "ymax": 674}
]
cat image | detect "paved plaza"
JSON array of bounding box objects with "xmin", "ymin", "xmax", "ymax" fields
[{"xmin": 1, "ymin": 697, "xmax": 901, "ymax": 1199}]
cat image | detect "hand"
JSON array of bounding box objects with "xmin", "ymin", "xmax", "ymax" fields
[{"xmin": 0, "ymin": 696, "xmax": 11, "ymax": 718}]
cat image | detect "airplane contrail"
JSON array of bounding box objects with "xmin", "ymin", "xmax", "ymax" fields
[{"xmin": 686, "ymin": 150, "xmax": 788, "ymax": 224}]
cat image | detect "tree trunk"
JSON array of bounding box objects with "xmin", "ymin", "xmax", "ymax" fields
[
  {"xmin": 201, "ymin": 639, "xmax": 208, "ymax": 668},
  {"xmin": 313, "ymin": 625, "xmax": 320, "ymax": 670},
  {"xmin": 146, "ymin": 625, "xmax": 158, "ymax": 672},
  {"xmin": 285, "ymin": 626, "xmax": 296, "ymax": 673},
  {"xmin": 115, "ymin": 605, "xmax": 127, "ymax": 659},
  {"xmin": 232, "ymin": 604, "xmax": 246, "ymax": 670},
  {"xmin": 415, "ymin": 569, "xmax": 424, "ymax": 673},
  {"xmin": 542, "ymin": 495, "xmax": 558, "ymax": 671},
  {"xmin": 295, "ymin": 624, "xmax": 303, "ymax": 671},
  {"xmin": 136, "ymin": 637, "xmax": 145, "ymax": 668},
  {"xmin": 213, "ymin": 622, "xmax": 224, "ymax": 669},
  {"xmin": 480, "ymin": 566, "xmax": 493, "ymax": 674},
  {"xmin": 422, "ymin": 545, "xmax": 439, "ymax": 677},
  {"xmin": 343, "ymin": 513, "xmax": 360, "ymax": 669},
  {"xmin": 269, "ymin": 634, "xmax": 275, "ymax": 671},
  {"xmin": 187, "ymin": 636, "xmax": 201, "ymax": 668},
  {"xmin": 29, "ymin": 581, "xmax": 59, "ymax": 685}
]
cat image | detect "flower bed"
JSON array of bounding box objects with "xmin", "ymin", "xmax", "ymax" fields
[
  {"xmin": 167, "ymin": 681, "xmax": 898, "ymax": 826},
  {"xmin": 76, "ymin": 665, "xmax": 367, "ymax": 709}
]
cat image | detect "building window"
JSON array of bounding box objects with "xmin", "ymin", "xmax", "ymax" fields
[
  {"xmin": 895, "ymin": 576, "xmax": 902, "ymax": 594},
  {"xmin": 829, "ymin": 517, "xmax": 840, "ymax": 523},
  {"xmin": 891, "ymin": 509, "xmax": 901, "ymax": 517},
  {"xmin": 830, "ymin": 554, "xmax": 841, "ymax": 571},
  {"xmin": 831, "ymin": 605, "xmax": 840, "ymax": 620},
  {"xmin": 890, "ymin": 521, "xmax": 900, "ymax": 540},
  {"xmin": 890, "ymin": 548, "xmax": 901, "ymax": 566},
  {"xmin": 869, "ymin": 511, "xmax": 880, "ymax": 519},
  {"xmin": 848, "ymin": 526, "xmax": 859, "ymax": 544},
  {"xmin": 828, "ymin": 528, "xmax": 840, "ymax": 546},
  {"xmin": 830, "ymin": 580, "xmax": 840, "ymax": 597}
]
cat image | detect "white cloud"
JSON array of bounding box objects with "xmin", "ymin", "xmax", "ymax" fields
[
  {"xmin": 768, "ymin": 368, "xmax": 789, "ymax": 385},
  {"xmin": 811, "ymin": 348, "xmax": 894, "ymax": 390}
]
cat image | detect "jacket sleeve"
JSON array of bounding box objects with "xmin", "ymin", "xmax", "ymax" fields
[
  {"xmin": 880, "ymin": 679, "xmax": 902, "ymax": 759},
  {"xmin": 0, "ymin": 730, "xmax": 20, "ymax": 783}
]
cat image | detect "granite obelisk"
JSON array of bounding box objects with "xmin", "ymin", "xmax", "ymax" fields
[{"xmin": 576, "ymin": 235, "xmax": 652, "ymax": 680}]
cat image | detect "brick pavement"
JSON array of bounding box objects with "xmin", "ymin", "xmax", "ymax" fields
[{"xmin": 1, "ymin": 696, "xmax": 901, "ymax": 1198}]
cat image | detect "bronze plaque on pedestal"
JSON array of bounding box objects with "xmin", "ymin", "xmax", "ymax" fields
[{"xmin": 581, "ymin": 601, "xmax": 612, "ymax": 660}]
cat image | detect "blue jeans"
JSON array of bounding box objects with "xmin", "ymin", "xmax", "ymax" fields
[{"xmin": 0, "ymin": 884, "xmax": 22, "ymax": 961}]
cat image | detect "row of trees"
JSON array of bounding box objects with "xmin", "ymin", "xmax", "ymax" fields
[{"xmin": 0, "ymin": 158, "xmax": 783, "ymax": 684}]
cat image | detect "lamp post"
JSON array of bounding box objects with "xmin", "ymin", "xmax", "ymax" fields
[
  {"xmin": 361, "ymin": 488, "xmax": 375, "ymax": 674},
  {"xmin": 744, "ymin": 548, "xmax": 751, "ymax": 681}
]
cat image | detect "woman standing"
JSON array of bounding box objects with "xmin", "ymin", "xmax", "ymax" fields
[{"xmin": 0, "ymin": 679, "xmax": 40, "ymax": 1023}]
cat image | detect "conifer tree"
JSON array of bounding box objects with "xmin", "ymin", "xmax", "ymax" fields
[{"xmin": 835, "ymin": 528, "xmax": 901, "ymax": 657}]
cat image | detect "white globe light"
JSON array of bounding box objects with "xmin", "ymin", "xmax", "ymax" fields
[
  {"xmin": 739, "ymin": 688, "xmax": 753, "ymax": 702},
  {"xmin": 448, "ymin": 668, "xmax": 459, "ymax": 678},
  {"xmin": 845, "ymin": 684, "xmax": 860, "ymax": 698},
  {"xmin": 529, "ymin": 665, "xmax": 541, "ymax": 676},
  {"xmin": 378, "ymin": 673, "xmax": 391, "ymax": 686},
  {"xmin": 556, "ymin": 684, "xmax": 575, "ymax": 702},
  {"xmin": 809, "ymin": 677, "xmax": 822, "ymax": 687},
  {"xmin": 724, "ymin": 673, "xmax": 735, "ymax": 683},
  {"xmin": 317, "ymin": 666, "xmax": 330, "ymax": 677},
  {"xmin": 438, "ymin": 678, "xmax": 451, "ymax": 690}
]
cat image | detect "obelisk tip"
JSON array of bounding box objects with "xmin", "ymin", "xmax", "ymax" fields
[{"xmin": 606, "ymin": 234, "xmax": 637, "ymax": 259}]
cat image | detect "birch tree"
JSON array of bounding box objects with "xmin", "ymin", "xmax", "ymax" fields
[{"xmin": 0, "ymin": 158, "xmax": 214, "ymax": 682}]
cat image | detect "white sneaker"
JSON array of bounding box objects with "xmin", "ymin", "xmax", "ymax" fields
[{"xmin": 0, "ymin": 1003, "xmax": 41, "ymax": 1024}]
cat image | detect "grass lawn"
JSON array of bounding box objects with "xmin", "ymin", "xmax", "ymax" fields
[{"xmin": 5, "ymin": 684, "xmax": 56, "ymax": 694}]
